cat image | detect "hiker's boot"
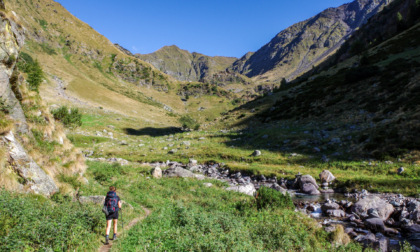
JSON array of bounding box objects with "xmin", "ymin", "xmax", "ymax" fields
[
  {"xmin": 105, "ymin": 235, "xmax": 109, "ymax": 245},
  {"xmin": 113, "ymin": 234, "xmax": 117, "ymax": 241}
]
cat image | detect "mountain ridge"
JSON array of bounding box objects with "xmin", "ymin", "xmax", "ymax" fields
[
  {"xmin": 136, "ymin": 45, "xmax": 237, "ymax": 82},
  {"xmin": 230, "ymin": 0, "xmax": 392, "ymax": 82}
]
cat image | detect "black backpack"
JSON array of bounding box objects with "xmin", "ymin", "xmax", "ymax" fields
[{"xmin": 105, "ymin": 191, "xmax": 119, "ymax": 214}]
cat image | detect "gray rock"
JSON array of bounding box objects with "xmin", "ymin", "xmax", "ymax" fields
[
  {"xmin": 364, "ymin": 218, "xmax": 385, "ymax": 233},
  {"xmin": 168, "ymin": 149, "xmax": 177, "ymax": 154},
  {"xmin": 270, "ymin": 183, "xmax": 288, "ymax": 195},
  {"xmin": 79, "ymin": 195, "xmax": 105, "ymax": 205},
  {"xmin": 151, "ymin": 167, "xmax": 162, "ymax": 179},
  {"xmin": 352, "ymin": 195, "xmax": 394, "ymax": 220},
  {"xmin": 368, "ymin": 208, "xmax": 381, "ymax": 219},
  {"xmin": 301, "ymin": 183, "xmax": 320, "ymax": 195},
  {"xmin": 374, "ymin": 237, "xmax": 389, "ymax": 252},
  {"xmin": 298, "ymin": 175, "xmax": 318, "ymax": 188},
  {"xmin": 324, "ymin": 226, "xmax": 336, "ymax": 232},
  {"xmin": 188, "ymin": 159, "xmax": 198, "ymax": 167},
  {"xmin": 252, "ymin": 150, "xmax": 261, "ymax": 156},
  {"xmin": 203, "ymin": 183, "xmax": 213, "ymax": 187},
  {"xmin": 226, "ymin": 184, "xmax": 256, "ymax": 196},
  {"xmin": 319, "ymin": 170, "xmax": 335, "ymax": 183},
  {"xmin": 164, "ymin": 167, "xmax": 194, "ymax": 178},
  {"xmin": 3, "ymin": 132, "xmax": 58, "ymax": 196},
  {"xmin": 407, "ymin": 201, "xmax": 420, "ymax": 212},
  {"xmin": 325, "ymin": 209, "xmax": 346, "ymax": 217},
  {"xmin": 321, "ymin": 202, "xmax": 340, "ymax": 212},
  {"xmin": 120, "ymin": 140, "xmax": 128, "ymax": 145},
  {"xmin": 355, "ymin": 233, "xmax": 376, "ymax": 247}
]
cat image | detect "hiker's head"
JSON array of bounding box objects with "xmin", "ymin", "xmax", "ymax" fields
[{"xmin": 109, "ymin": 186, "xmax": 116, "ymax": 192}]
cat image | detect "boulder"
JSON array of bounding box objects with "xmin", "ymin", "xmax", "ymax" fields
[
  {"xmin": 164, "ymin": 167, "xmax": 194, "ymax": 178},
  {"xmin": 374, "ymin": 237, "xmax": 389, "ymax": 252},
  {"xmin": 364, "ymin": 218, "xmax": 385, "ymax": 233},
  {"xmin": 352, "ymin": 196, "xmax": 394, "ymax": 220},
  {"xmin": 407, "ymin": 201, "xmax": 420, "ymax": 212},
  {"xmin": 319, "ymin": 170, "xmax": 335, "ymax": 183},
  {"xmin": 252, "ymin": 150, "xmax": 261, "ymax": 157},
  {"xmin": 226, "ymin": 184, "xmax": 256, "ymax": 196},
  {"xmin": 270, "ymin": 183, "xmax": 288, "ymax": 195},
  {"xmin": 321, "ymin": 202, "xmax": 340, "ymax": 212},
  {"xmin": 298, "ymin": 175, "xmax": 318, "ymax": 188},
  {"xmin": 151, "ymin": 167, "xmax": 162, "ymax": 179},
  {"xmin": 301, "ymin": 183, "xmax": 320, "ymax": 195},
  {"xmin": 203, "ymin": 183, "xmax": 213, "ymax": 187},
  {"xmin": 355, "ymin": 233, "xmax": 376, "ymax": 247},
  {"xmin": 368, "ymin": 208, "xmax": 381, "ymax": 219},
  {"xmin": 325, "ymin": 209, "xmax": 346, "ymax": 218}
]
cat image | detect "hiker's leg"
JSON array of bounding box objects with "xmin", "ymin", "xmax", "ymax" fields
[
  {"xmin": 113, "ymin": 219, "xmax": 118, "ymax": 235},
  {"xmin": 106, "ymin": 220, "xmax": 112, "ymax": 235}
]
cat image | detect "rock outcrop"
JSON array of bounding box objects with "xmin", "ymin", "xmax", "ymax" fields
[
  {"xmin": 3, "ymin": 131, "xmax": 58, "ymax": 196},
  {"xmin": 352, "ymin": 196, "xmax": 394, "ymax": 220}
]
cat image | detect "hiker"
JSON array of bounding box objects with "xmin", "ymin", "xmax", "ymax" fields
[{"xmin": 104, "ymin": 186, "xmax": 122, "ymax": 245}]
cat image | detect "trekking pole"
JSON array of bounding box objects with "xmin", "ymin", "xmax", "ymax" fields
[{"xmin": 120, "ymin": 208, "xmax": 124, "ymax": 238}]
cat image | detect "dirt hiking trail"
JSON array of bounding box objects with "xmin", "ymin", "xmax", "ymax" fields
[{"xmin": 99, "ymin": 207, "xmax": 152, "ymax": 252}]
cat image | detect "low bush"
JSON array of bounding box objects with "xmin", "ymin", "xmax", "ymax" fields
[
  {"xmin": 51, "ymin": 106, "xmax": 82, "ymax": 127},
  {"xmin": 179, "ymin": 115, "xmax": 199, "ymax": 130},
  {"xmin": 0, "ymin": 190, "xmax": 104, "ymax": 251},
  {"xmin": 255, "ymin": 186, "xmax": 294, "ymax": 210},
  {"xmin": 17, "ymin": 52, "xmax": 44, "ymax": 92}
]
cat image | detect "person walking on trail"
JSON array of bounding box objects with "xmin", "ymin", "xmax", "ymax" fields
[{"xmin": 104, "ymin": 186, "xmax": 122, "ymax": 245}]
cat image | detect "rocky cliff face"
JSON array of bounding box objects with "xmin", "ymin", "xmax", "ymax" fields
[
  {"xmin": 0, "ymin": 1, "xmax": 84, "ymax": 196},
  {"xmin": 231, "ymin": 0, "xmax": 392, "ymax": 82},
  {"xmin": 136, "ymin": 45, "xmax": 237, "ymax": 82}
]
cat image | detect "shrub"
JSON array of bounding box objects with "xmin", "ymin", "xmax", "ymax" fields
[
  {"xmin": 256, "ymin": 186, "xmax": 294, "ymax": 210},
  {"xmin": 0, "ymin": 190, "xmax": 104, "ymax": 251},
  {"xmin": 51, "ymin": 106, "xmax": 82, "ymax": 127},
  {"xmin": 179, "ymin": 115, "xmax": 199, "ymax": 130}
]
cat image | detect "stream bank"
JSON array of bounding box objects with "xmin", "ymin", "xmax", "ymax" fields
[{"xmin": 147, "ymin": 160, "xmax": 420, "ymax": 251}]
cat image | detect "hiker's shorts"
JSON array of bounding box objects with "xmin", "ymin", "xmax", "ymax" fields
[{"xmin": 106, "ymin": 211, "xmax": 119, "ymax": 220}]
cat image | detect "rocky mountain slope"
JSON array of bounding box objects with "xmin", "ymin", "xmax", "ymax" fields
[
  {"xmin": 230, "ymin": 0, "xmax": 392, "ymax": 83},
  {"xmin": 226, "ymin": 0, "xmax": 420, "ymax": 158},
  {"xmin": 136, "ymin": 45, "xmax": 237, "ymax": 82},
  {"xmin": 1, "ymin": 0, "xmax": 85, "ymax": 196}
]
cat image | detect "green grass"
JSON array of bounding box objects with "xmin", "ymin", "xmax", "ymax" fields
[
  {"xmin": 67, "ymin": 134, "xmax": 109, "ymax": 148},
  {"xmin": 81, "ymin": 161, "xmax": 360, "ymax": 251},
  {"xmin": 0, "ymin": 190, "xmax": 104, "ymax": 251},
  {"xmin": 69, "ymin": 112, "xmax": 420, "ymax": 196}
]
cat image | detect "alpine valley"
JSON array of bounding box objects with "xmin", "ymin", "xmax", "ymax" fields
[{"xmin": 0, "ymin": 0, "xmax": 419, "ymax": 251}]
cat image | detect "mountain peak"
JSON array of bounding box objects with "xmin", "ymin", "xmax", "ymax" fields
[{"xmin": 231, "ymin": 0, "xmax": 392, "ymax": 82}]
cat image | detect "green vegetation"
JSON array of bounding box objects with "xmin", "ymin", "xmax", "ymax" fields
[
  {"xmin": 37, "ymin": 18, "xmax": 48, "ymax": 30},
  {"xmin": 83, "ymin": 162, "xmax": 359, "ymax": 251},
  {"xmin": 67, "ymin": 134, "xmax": 109, "ymax": 148},
  {"xmin": 179, "ymin": 115, "xmax": 199, "ymax": 130},
  {"xmin": 32, "ymin": 129, "xmax": 57, "ymax": 153},
  {"xmin": 39, "ymin": 43, "xmax": 57, "ymax": 55},
  {"xmin": 17, "ymin": 52, "xmax": 44, "ymax": 92},
  {"xmin": 0, "ymin": 190, "xmax": 104, "ymax": 251},
  {"xmin": 51, "ymin": 106, "xmax": 82, "ymax": 127}
]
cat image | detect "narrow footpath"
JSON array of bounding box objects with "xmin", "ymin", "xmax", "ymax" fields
[{"xmin": 99, "ymin": 207, "xmax": 152, "ymax": 252}]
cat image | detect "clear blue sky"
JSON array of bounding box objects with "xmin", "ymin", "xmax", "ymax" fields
[{"xmin": 56, "ymin": 0, "xmax": 351, "ymax": 58}]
